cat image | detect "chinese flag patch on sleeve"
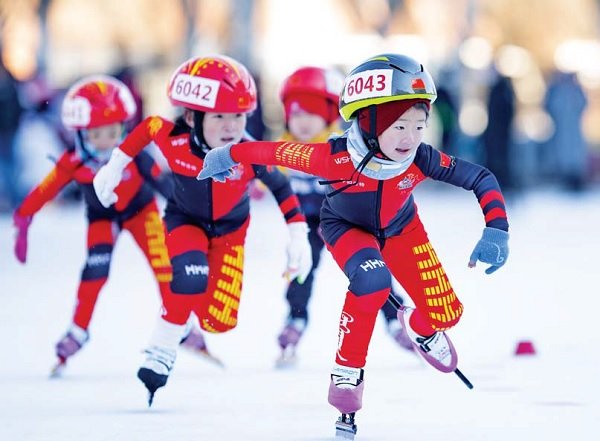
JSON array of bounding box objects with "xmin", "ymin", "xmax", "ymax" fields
[{"xmin": 439, "ymin": 151, "xmax": 455, "ymax": 168}]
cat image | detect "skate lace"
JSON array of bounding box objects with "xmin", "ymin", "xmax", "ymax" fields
[
  {"xmin": 144, "ymin": 346, "xmax": 176, "ymax": 372},
  {"xmin": 416, "ymin": 333, "xmax": 450, "ymax": 361}
]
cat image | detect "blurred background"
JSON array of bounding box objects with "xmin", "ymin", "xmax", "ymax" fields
[{"xmin": 1, "ymin": 0, "xmax": 600, "ymax": 212}]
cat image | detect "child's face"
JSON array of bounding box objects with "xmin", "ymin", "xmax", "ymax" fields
[
  {"xmin": 287, "ymin": 110, "xmax": 327, "ymax": 143},
  {"xmin": 202, "ymin": 112, "xmax": 247, "ymax": 149},
  {"xmin": 85, "ymin": 123, "xmax": 123, "ymax": 151},
  {"xmin": 378, "ymin": 106, "xmax": 426, "ymax": 162}
]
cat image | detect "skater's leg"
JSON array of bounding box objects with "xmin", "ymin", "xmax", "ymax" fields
[
  {"xmin": 122, "ymin": 201, "xmax": 172, "ymax": 302},
  {"xmin": 382, "ymin": 215, "xmax": 463, "ymax": 334},
  {"xmin": 279, "ymin": 216, "xmax": 325, "ymax": 350},
  {"xmin": 323, "ymin": 227, "xmax": 391, "ymax": 414},
  {"xmin": 57, "ymin": 220, "xmax": 116, "ymax": 366},
  {"xmin": 193, "ymin": 221, "xmax": 247, "ymax": 334},
  {"xmin": 383, "ymin": 215, "xmax": 463, "ymax": 371}
]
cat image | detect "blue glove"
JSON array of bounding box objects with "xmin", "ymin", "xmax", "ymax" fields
[
  {"xmin": 196, "ymin": 143, "xmax": 237, "ymax": 182},
  {"xmin": 468, "ymin": 227, "xmax": 509, "ymax": 274}
]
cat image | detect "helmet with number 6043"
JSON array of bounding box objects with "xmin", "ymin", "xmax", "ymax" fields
[
  {"xmin": 61, "ymin": 75, "xmax": 137, "ymax": 129},
  {"xmin": 339, "ymin": 54, "xmax": 437, "ymax": 122},
  {"xmin": 167, "ymin": 55, "xmax": 257, "ymax": 113}
]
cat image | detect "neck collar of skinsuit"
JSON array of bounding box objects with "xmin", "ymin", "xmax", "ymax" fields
[{"xmin": 345, "ymin": 120, "xmax": 417, "ymax": 180}]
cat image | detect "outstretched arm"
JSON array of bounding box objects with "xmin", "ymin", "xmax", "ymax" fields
[
  {"xmin": 198, "ymin": 141, "xmax": 337, "ymax": 181},
  {"xmin": 418, "ymin": 146, "xmax": 509, "ymax": 274},
  {"xmin": 14, "ymin": 153, "xmax": 76, "ymax": 263},
  {"xmin": 94, "ymin": 116, "xmax": 172, "ymax": 207}
]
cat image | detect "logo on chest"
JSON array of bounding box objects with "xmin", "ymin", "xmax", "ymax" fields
[{"xmin": 397, "ymin": 173, "xmax": 417, "ymax": 190}]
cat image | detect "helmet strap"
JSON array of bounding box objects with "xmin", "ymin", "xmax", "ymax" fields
[
  {"xmin": 363, "ymin": 105, "xmax": 381, "ymax": 152},
  {"xmin": 190, "ymin": 111, "xmax": 209, "ymax": 154},
  {"xmin": 75, "ymin": 130, "xmax": 95, "ymax": 163}
]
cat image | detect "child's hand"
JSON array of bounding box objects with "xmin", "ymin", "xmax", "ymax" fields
[
  {"xmin": 284, "ymin": 222, "xmax": 313, "ymax": 284},
  {"xmin": 93, "ymin": 148, "xmax": 132, "ymax": 207},
  {"xmin": 13, "ymin": 212, "xmax": 32, "ymax": 264},
  {"xmin": 468, "ymin": 227, "xmax": 509, "ymax": 274},
  {"xmin": 197, "ymin": 143, "xmax": 237, "ymax": 182}
]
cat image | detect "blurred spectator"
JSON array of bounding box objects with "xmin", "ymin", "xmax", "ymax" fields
[
  {"xmin": 434, "ymin": 85, "xmax": 459, "ymax": 153},
  {"xmin": 0, "ymin": 58, "xmax": 24, "ymax": 212},
  {"xmin": 13, "ymin": 73, "xmax": 73, "ymax": 201},
  {"xmin": 544, "ymin": 71, "xmax": 588, "ymax": 192},
  {"xmin": 481, "ymin": 71, "xmax": 515, "ymax": 193}
]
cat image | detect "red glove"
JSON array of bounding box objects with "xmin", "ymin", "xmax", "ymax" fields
[{"xmin": 13, "ymin": 212, "xmax": 32, "ymax": 264}]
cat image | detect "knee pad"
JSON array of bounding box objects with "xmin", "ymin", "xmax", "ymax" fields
[
  {"xmin": 170, "ymin": 251, "xmax": 209, "ymax": 295},
  {"xmin": 81, "ymin": 244, "xmax": 112, "ymax": 280},
  {"xmin": 346, "ymin": 250, "xmax": 392, "ymax": 297}
]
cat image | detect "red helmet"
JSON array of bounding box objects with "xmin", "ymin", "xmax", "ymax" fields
[
  {"xmin": 167, "ymin": 55, "xmax": 257, "ymax": 113},
  {"xmin": 61, "ymin": 75, "xmax": 137, "ymax": 129},
  {"xmin": 280, "ymin": 66, "xmax": 343, "ymax": 104}
]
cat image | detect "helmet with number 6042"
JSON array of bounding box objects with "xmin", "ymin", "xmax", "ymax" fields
[
  {"xmin": 167, "ymin": 55, "xmax": 257, "ymax": 113},
  {"xmin": 61, "ymin": 75, "xmax": 137, "ymax": 129},
  {"xmin": 339, "ymin": 54, "xmax": 437, "ymax": 122}
]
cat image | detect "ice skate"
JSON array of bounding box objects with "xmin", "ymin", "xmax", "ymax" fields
[
  {"xmin": 398, "ymin": 306, "xmax": 458, "ymax": 373},
  {"xmin": 137, "ymin": 345, "xmax": 177, "ymax": 407},
  {"xmin": 50, "ymin": 325, "xmax": 89, "ymax": 378},
  {"xmin": 386, "ymin": 318, "xmax": 415, "ymax": 352},
  {"xmin": 275, "ymin": 318, "xmax": 306, "ymax": 368},
  {"xmin": 328, "ymin": 364, "xmax": 363, "ymax": 440},
  {"xmin": 180, "ymin": 329, "xmax": 224, "ymax": 368}
]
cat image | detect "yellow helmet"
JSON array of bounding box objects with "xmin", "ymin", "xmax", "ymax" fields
[{"xmin": 339, "ymin": 53, "xmax": 436, "ymax": 122}]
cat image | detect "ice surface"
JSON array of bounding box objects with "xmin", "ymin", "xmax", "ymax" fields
[{"xmin": 1, "ymin": 186, "xmax": 598, "ymax": 440}]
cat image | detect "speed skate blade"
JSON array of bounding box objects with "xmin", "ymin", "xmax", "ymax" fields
[
  {"xmin": 275, "ymin": 348, "xmax": 297, "ymax": 369},
  {"xmin": 197, "ymin": 350, "xmax": 225, "ymax": 369},
  {"xmin": 335, "ymin": 414, "xmax": 357, "ymax": 440},
  {"xmin": 183, "ymin": 346, "xmax": 225, "ymax": 369},
  {"xmin": 49, "ymin": 359, "xmax": 67, "ymax": 378}
]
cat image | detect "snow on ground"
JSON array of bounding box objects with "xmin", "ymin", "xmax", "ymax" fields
[{"xmin": 1, "ymin": 185, "xmax": 599, "ymax": 440}]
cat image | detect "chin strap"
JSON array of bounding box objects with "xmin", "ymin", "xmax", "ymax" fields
[
  {"xmin": 319, "ymin": 105, "xmax": 380, "ymax": 197},
  {"xmin": 190, "ymin": 111, "xmax": 210, "ymax": 155},
  {"xmin": 318, "ymin": 148, "xmax": 376, "ymax": 197}
]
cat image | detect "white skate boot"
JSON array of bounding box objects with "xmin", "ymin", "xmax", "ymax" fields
[
  {"xmin": 137, "ymin": 345, "xmax": 177, "ymax": 406},
  {"xmin": 398, "ymin": 306, "xmax": 458, "ymax": 373},
  {"xmin": 137, "ymin": 318, "xmax": 185, "ymax": 406}
]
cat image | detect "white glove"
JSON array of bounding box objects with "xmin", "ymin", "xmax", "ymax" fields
[
  {"xmin": 284, "ymin": 222, "xmax": 313, "ymax": 284},
  {"xmin": 93, "ymin": 148, "xmax": 132, "ymax": 208}
]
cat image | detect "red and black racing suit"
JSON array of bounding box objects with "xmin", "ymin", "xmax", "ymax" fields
[
  {"xmin": 119, "ymin": 116, "xmax": 305, "ymax": 333},
  {"xmin": 16, "ymin": 149, "xmax": 172, "ymax": 331},
  {"xmin": 228, "ymin": 138, "xmax": 509, "ymax": 368}
]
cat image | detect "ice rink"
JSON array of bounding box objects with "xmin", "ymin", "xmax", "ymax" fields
[{"xmin": 1, "ymin": 185, "xmax": 598, "ymax": 441}]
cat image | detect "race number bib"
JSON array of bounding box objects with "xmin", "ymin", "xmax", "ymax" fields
[
  {"xmin": 342, "ymin": 69, "xmax": 393, "ymax": 103},
  {"xmin": 171, "ymin": 73, "xmax": 220, "ymax": 108},
  {"xmin": 62, "ymin": 96, "xmax": 92, "ymax": 127}
]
